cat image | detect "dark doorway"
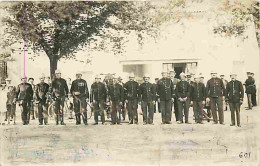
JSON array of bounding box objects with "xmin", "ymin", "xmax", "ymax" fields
[{"xmin": 174, "ymin": 67, "xmax": 183, "ymax": 79}]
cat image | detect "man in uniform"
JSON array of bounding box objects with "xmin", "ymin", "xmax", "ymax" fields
[
  {"xmin": 251, "ymin": 73, "xmax": 257, "ymax": 107},
  {"xmin": 169, "ymin": 70, "xmax": 180, "ymax": 122},
  {"xmin": 108, "ymin": 75, "xmax": 124, "ymax": 125},
  {"xmin": 28, "ymin": 78, "xmax": 37, "ymax": 120},
  {"xmin": 124, "ymin": 73, "xmax": 139, "ymax": 124},
  {"xmin": 244, "ymin": 72, "xmax": 254, "ymax": 110},
  {"xmin": 220, "ymin": 74, "xmax": 229, "ymax": 111},
  {"xmin": 3, "ymin": 78, "xmax": 16, "ymax": 122},
  {"xmin": 139, "ymin": 74, "xmax": 156, "ymax": 125},
  {"xmin": 190, "ymin": 74, "xmax": 206, "ymax": 124},
  {"xmin": 70, "ymin": 71, "xmax": 89, "ymax": 125},
  {"xmin": 153, "ymin": 78, "xmax": 160, "ymax": 113},
  {"xmin": 157, "ymin": 71, "xmax": 174, "ymax": 124},
  {"xmin": 118, "ymin": 76, "xmax": 126, "ymax": 121},
  {"xmin": 225, "ymin": 73, "xmax": 244, "ymax": 127},
  {"xmin": 14, "ymin": 76, "xmax": 33, "ymax": 125},
  {"xmin": 90, "ymin": 74, "xmax": 107, "ymax": 125},
  {"xmin": 50, "ymin": 69, "xmax": 69, "ymax": 125},
  {"xmin": 6, "ymin": 85, "xmax": 16, "ymax": 125},
  {"xmin": 206, "ymin": 71, "xmax": 225, "ymax": 125},
  {"xmin": 176, "ymin": 72, "xmax": 191, "ymax": 124},
  {"xmin": 35, "ymin": 74, "xmax": 49, "ymax": 125}
]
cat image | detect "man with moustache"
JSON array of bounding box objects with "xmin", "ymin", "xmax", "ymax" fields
[
  {"xmin": 35, "ymin": 74, "xmax": 50, "ymax": 125},
  {"xmin": 14, "ymin": 76, "xmax": 33, "ymax": 125},
  {"xmin": 124, "ymin": 73, "xmax": 139, "ymax": 124},
  {"xmin": 50, "ymin": 69, "xmax": 69, "ymax": 125},
  {"xmin": 176, "ymin": 72, "xmax": 191, "ymax": 124},
  {"xmin": 157, "ymin": 71, "xmax": 175, "ymax": 124},
  {"xmin": 108, "ymin": 75, "xmax": 124, "ymax": 125},
  {"xmin": 206, "ymin": 71, "xmax": 225, "ymax": 125},
  {"xmin": 70, "ymin": 71, "xmax": 89, "ymax": 125},
  {"xmin": 139, "ymin": 74, "xmax": 156, "ymax": 125},
  {"xmin": 90, "ymin": 74, "xmax": 107, "ymax": 125},
  {"xmin": 225, "ymin": 73, "xmax": 244, "ymax": 127}
]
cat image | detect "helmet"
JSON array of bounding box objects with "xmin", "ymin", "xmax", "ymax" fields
[
  {"xmin": 179, "ymin": 72, "xmax": 186, "ymax": 77},
  {"xmin": 210, "ymin": 70, "xmax": 217, "ymax": 74},
  {"xmin": 76, "ymin": 70, "xmax": 82, "ymax": 75},
  {"xmin": 55, "ymin": 69, "xmax": 61, "ymax": 74},
  {"xmin": 39, "ymin": 74, "xmax": 45, "ymax": 79},
  {"xmin": 143, "ymin": 74, "xmax": 150, "ymax": 78},
  {"xmin": 95, "ymin": 74, "xmax": 101, "ymax": 79},
  {"xmin": 129, "ymin": 73, "xmax": 135, "ymax": 78}
]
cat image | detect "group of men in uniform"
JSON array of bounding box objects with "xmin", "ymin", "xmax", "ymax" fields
[{"xmin": 1, "ymin": 68, "xmax": 257, "ymax": 127}]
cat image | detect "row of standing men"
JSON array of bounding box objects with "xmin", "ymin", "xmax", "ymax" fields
[{"xmin": 4, "ymin": 69, "xmax": 257, "ymax": 127}]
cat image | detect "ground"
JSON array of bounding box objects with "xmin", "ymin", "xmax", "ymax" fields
[{"xmin": 0, "ymin": 106, "xmax": 259, "ymax": 166}]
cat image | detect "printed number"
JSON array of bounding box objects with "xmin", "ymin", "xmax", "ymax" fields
[{"xmin": 239, "ymin": 152, "xmax": 251, "ymax": 158}]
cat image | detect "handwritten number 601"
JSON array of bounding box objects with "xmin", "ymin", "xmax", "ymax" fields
[{"xmin": 239, "ymin": 152, "xmax": 251, "ymax": 158}]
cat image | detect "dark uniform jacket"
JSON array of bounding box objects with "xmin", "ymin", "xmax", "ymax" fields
[
  {"xmin": 206, "ymin": 78, "xmax": 225, "ymax": 98},
  {"xmin": 139, "ymin": 82, "xmax": 156, "ymax": 102},
  {"xmin": 15, "ymin": 83, "xmax": 33, "ymax": 101},
  {"xmin": 157, "ymin": 78, "xmax": 175, "ymax": 101},
  {"xmin": 244, "ymin": 77, "xmax": 255, "ymax": 94},
  {"xmin": 36, "ymin": 82, "xmax": 49, "ymax": 102},
  {"xmin": 225, "ymin": 80, "xmax": 244, "ymax": 103},
  {"xmin": 108, "ymin": 83, "xmax": 124, "ymax": 102},
  {"xmin": 190, "ymin": 82, "xmax": 206, "ymax": 102},
  {"xmin": 70, "ymin": 79, "xmax": 89, "ymax": 98},
  {"xmin": 51, "ymin": 78, "xmax": 69, "ymax": 97},
  {"xmin": 90, "ymin": 82, "xmax": 107, "ymax": 102},
  {"xmin": 124, "ymin": 80, "xmax": 139, "ymax": 100},
  {"xmin": 175, "ymin": 80, "xmax": 190, "ymax": 99}
]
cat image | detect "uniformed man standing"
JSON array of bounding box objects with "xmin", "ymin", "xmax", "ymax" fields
[
  {"xmin": 108, "ymin": 75, "xmax": 124, "ymax": 125},
  {"xmin": 206, "ymin": 71, "xmax": 225, "ymax": 125},
  {"xmin": 225, "ymin": 73, "xmax": 244, "ymax": 127},
  {"xmin": 176, "ymin": 73, "xmax": 191, "ymax": 124},
  {"xmin": 244, "ymin": 72, "xmax": 254, "ymax": 110},
  {"xmin": 28, "ymin": 78, "xmax": 36, "ymax": 120},
  {"xmin": 139, "ymin": 74, "xmax": 156, "ymax": 125},
  {"xmin": 124, "ymin": 73, "xmax": 139, "ymax": 124},
  {"xmin": 35, "ymin": 74, "xmax": 49, "ymax": 125},
  {"xmin": 157, "ymin": 71, "xmax": 174, "ymax": 124},
  {"xmin": 118, "ymin": 76, "xmax": 126, "ymax": 121},
  {"xmin": 220, "ymin": 74, "xmax": 229, "ymax": 111},
  {"xmin": 50, "ymin": 69, "xmax": 69, "ymax": 125},
  {"xmin": 90, "ymin": 74, "xmax": 107, "ymax": 125},
  {"xmin": 6, "ymin": 85, "xmax": 16, "ymax": 125},
  {"xmin": 70, "ymin": 71, "xmax": 89, "ymax": 125},
  {"xmin": 190, "ymin": 74, "xmax": 206, "ymax": 124},
  {"xmin": 250, "ymin": 73, "xmax": 257, "ymax": 107},
  {"xmin": 14, "ymin": 76, "xmax": 33, "ymax": 125},
  {"xmin": 169, "ymin": 70, "xmax": 180, "ymax": 121}
]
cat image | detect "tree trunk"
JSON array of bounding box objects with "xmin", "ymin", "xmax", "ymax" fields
[{"xmin": 49, "ymin": 57, "xmax": 58, "ymax": 79}]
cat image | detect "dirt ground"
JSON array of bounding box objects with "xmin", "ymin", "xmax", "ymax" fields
[{"xmin": 0, "ymin": 106, "xmax": 260, "ymax": 166}]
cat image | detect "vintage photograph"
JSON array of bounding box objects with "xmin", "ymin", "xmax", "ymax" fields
[{"xmin": 0, "ymin": 0, "xmax": 259, "ymax": 165}]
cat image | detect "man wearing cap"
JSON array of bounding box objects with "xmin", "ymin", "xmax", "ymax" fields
[
  {"xmin": 157, "ymin": 71, "xmax": 175, "ymax": 124},
  {"xmin": 6, "ymin": 85, "xmax": 16, "ymax": 125},
  {"xmin": 70, "ymin": 71, "xmax": 89, "ymax": 125},
  {"xmin": 176, "ymin": 72, "xmax": 191, "ymax": 124},
  {"xmin": 169, "ymin": 70, "xmax": 180, "ymax": 122},
  {"xmin": 28, "ymin": 77, "xmax": 37, "ymax": 120},
  {"xmin": 124, "ymin": 73, "xmax": 139, "ymax": 124},
  {"xmin": 3, "ymin": 78, "xmax": 16, "ymax": 122},
  {"xmin": 220, "ymin": 74, "xmax": 229, "ymax": 111},
  {"xmin": 14, "ymin": 76, "xmax": 33, "ymax": 125},
  {"xmin": 244, "ymin": 72, "xmax": 254, "ymax": 110},
  {"xmin": 250, "ymin": 73, "xmax": 257, "ymax": 107},
  {"xmin": 50, "ymin": 69, "xmax": 69, "ymax": 125},
  {"xmin": 108, "ymin": 75, "xmax": 124, "ymax": 125},
  {"xmin": 90, "ymin": 74, "xmax": 107, "ymax": 125},
  {"xmin": 190, "ymin": 74, "xmax": 206, "ymax": 124},
  {"xmin": 153, "ymin": 78, "xmax": 160, "ymax": 113},
  {"xmin": 206, "ymin": 71, "xmax": 225, "ymax": 124},
  {"xmin": 225, "ymin": 73, "xmax": 244, "ymax": 127},
  {"xmin": 139, "ymin": 74, "xmax": 156, "ymax": 125},
  {"xmin": 118, "ymin": 76, "xmax": 126, "ymax": 121},
  {"xmin": 35, "ymin": 74, "xmax": 49, "ymax": 125}
]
